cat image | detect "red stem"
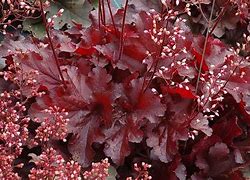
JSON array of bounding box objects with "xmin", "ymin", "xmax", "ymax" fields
[
  {"xmin": 39, "ymin": 0, "xmax": 67, "ymax": 88},
  {"xmin": 101, "ymin": 0, "xmax": 106, "ymax": 26},
  {"xmin": 142, "ymin": 12, "xmax": 168, "ymax": 93},
  {"xmin": 118, "ymin": 0, "xmax": 128, "ymax": 61},
  {"xmin": 208, "ymin": 4, "xmax": 229, "ymax": 36},
  {"xmin": 106, "ymin": 0, "xmax": 118, "ymax": 35},
  {"xmin": 98, "ymin": 0, "xmax": 103, "ymax": 28},
  {"xmin": 142, "ymin": 34, "xmax": 165, "ymax": 93},
  {"xmin": 195, "ymin": 0, "xmax": 216, "ymax": 93}
]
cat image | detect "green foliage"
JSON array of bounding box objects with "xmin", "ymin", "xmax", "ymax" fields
[
  {"xmin": 48, "ymin": 0, "xmax": 92, "ymax": 28},
  {"xmin": 107, "ymin": 166, "xmax": 118, "ymax": 180},
  {"xmin": 23, "ymin": 20, "xmax": 46, "ymax": 39},
  {"xmin": 112, "ymin": 0, "xmax": 123, "ymax": 8},
  {"xmin": 23, "ymin": 0, "xmax": 94, "ymax": 38}
]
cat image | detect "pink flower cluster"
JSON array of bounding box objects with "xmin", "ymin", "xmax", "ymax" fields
[
  {"xmin": 83, "ymin": 158, "xmax": 110, "ymax": 180},
  {"xmin": 33, "ymin": 106, "xmax": 69, "ymax": 143},
  {"xmin": 127, "ymin": 162, "xmax": 152, "ymax": 180},
  {"xmin": 0, "ymin": 90, "xmax": 29, "ymax": 178},
  {"xmin": 29, "ymin": 148, "xmax": 81, "ymax": 180}
]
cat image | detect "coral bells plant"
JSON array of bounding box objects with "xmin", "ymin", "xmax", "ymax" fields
[{"xmin": 0, "ymin": 0, "xmax": 250, "ymax": 179}]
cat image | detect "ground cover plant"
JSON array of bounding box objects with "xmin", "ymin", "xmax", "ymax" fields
[{"xmin": 0, "ymin": 0, "xmax": 250, "ymax": 179}]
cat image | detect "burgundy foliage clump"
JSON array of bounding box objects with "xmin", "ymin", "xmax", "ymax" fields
[{"xmin": 0, "ymin": 0, "xmax": 250, "ymax": 179}]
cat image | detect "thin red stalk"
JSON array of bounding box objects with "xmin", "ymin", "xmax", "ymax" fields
[
  {"xmin": 39, "ymin": 0, "xmax": 66, "ymax": 88},
  {"xmin": 142, "ymin": 35, "xmax": 165, "ymax": 93},
  {"xmin": 198, "ymin": 3, "xmax": 209, "ymax": 23},
  {"xmin": 142, "ymin": 60, "xmax": 158, "ymax": 93},
  {"xmin": 98, "ymin": 0, "xmax": 103, "ymax": 28},
  {"xmin": 142, "ymin": 8, "xmax": 168, "ymax": 92},
  {"xmin": 142, "ymin": 11, "xmax": 168, "ymax": 93},
  {"xmin": 118, "ymin": 0, "xmax": 129, "ymax": 61},
  {"xmin": 195, "ymin": 0, "xmax": 216, "ymax": 93},
  {"xmin": 106, "ymin": 0, "xmax": 118, "ymax": 35},
  {"xmin": 101, "ymin": 0, "xmax": 106, "ymax": 26},
  {"xmin": 202, "ymin": 57, "xmax": 244, "ymax": 109},
  {"xmin": 141, "ymin": 55, "xmax": 156, "ymax": 91},
  {"xmin": 208, "ymin": 5, "xmax": 228, "ymax": 37}
]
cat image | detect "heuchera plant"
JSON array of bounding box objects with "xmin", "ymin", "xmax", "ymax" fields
[{"xmin": 0, "ymin": 0, "xmax": 250, "ymax": 179}]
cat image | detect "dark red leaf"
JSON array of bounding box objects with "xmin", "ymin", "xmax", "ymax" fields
[
  {"xmin": 103, "ymin": 117, "xmax": 144, "ymax": 165},
  {"xmin": 146, "ymin": 126, "xmax": 179, "ymax": 163},
  {"xmin": 120, "ymin": 78, "xmax": 165, "ymax": 123},
  {"xmin": 190, "ymin": 113, "xmax": 213, "ymax": 136},
  {"xmin": 208, "ymin": 142, "xmax": 230, "ymax": 159},
  {"xmin": 75, "ymin": 47, "xmax": 96, "ymax": 56},
  {"xmin": 191, "ymin": 48, "xmax": 209, "ymax": 72},
  {"xmin": 13, "ymin": 49, "xmax": 63, "ymax": 91},
  {"xmin": 162, "ymin": 86, "xmax": 197, "ymax": 99},
  {"xmin": 95, "ymin": 40, "xmax": 146, "ymax": 73},
  {"xmin": 68, "ymin": 115, "xmax": 103, "ymax": 167},
  {"xmin": 166, "ymin": 156, "xmax": 187, "ymax": 180},
  {"xmin": 29, "ymin": 66, "xmax": 115, "ymax": 166},
  {"xmin": 192, "ymin": 36, "xmax": 230, "ymax": 71},
  {"xmin": 213, "ymin": 117, "xmax": 242, "ymax": 145},
  {"xmin": 229, "ymin": 171, "xmax": 245, "ymax": 180}
]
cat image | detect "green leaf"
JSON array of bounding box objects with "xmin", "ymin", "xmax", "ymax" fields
[
  {"xmin": 107, "ymin": 166, "xmax": 118, "ymax": 180},
  {"xmin": 47, "ymin": 0, "xmax": 93, "ymax": 29},
  {"xmin": 242, "ymin": 167, "xmax": 250, "ymax": 179},
  {"xmin": 112, "ymin": 0, "xmax": 123, "ymax": 8},
  {"xmin": 91, "ymin": 0, "xmax": 99, "ymax": 8},
  {"xmin": 22, "ymin": 20, "xmax": 46, "ymax": 39},
  {"xmin": 22, "ymin": 0, "xmax": 93, "ymax": 38}
]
